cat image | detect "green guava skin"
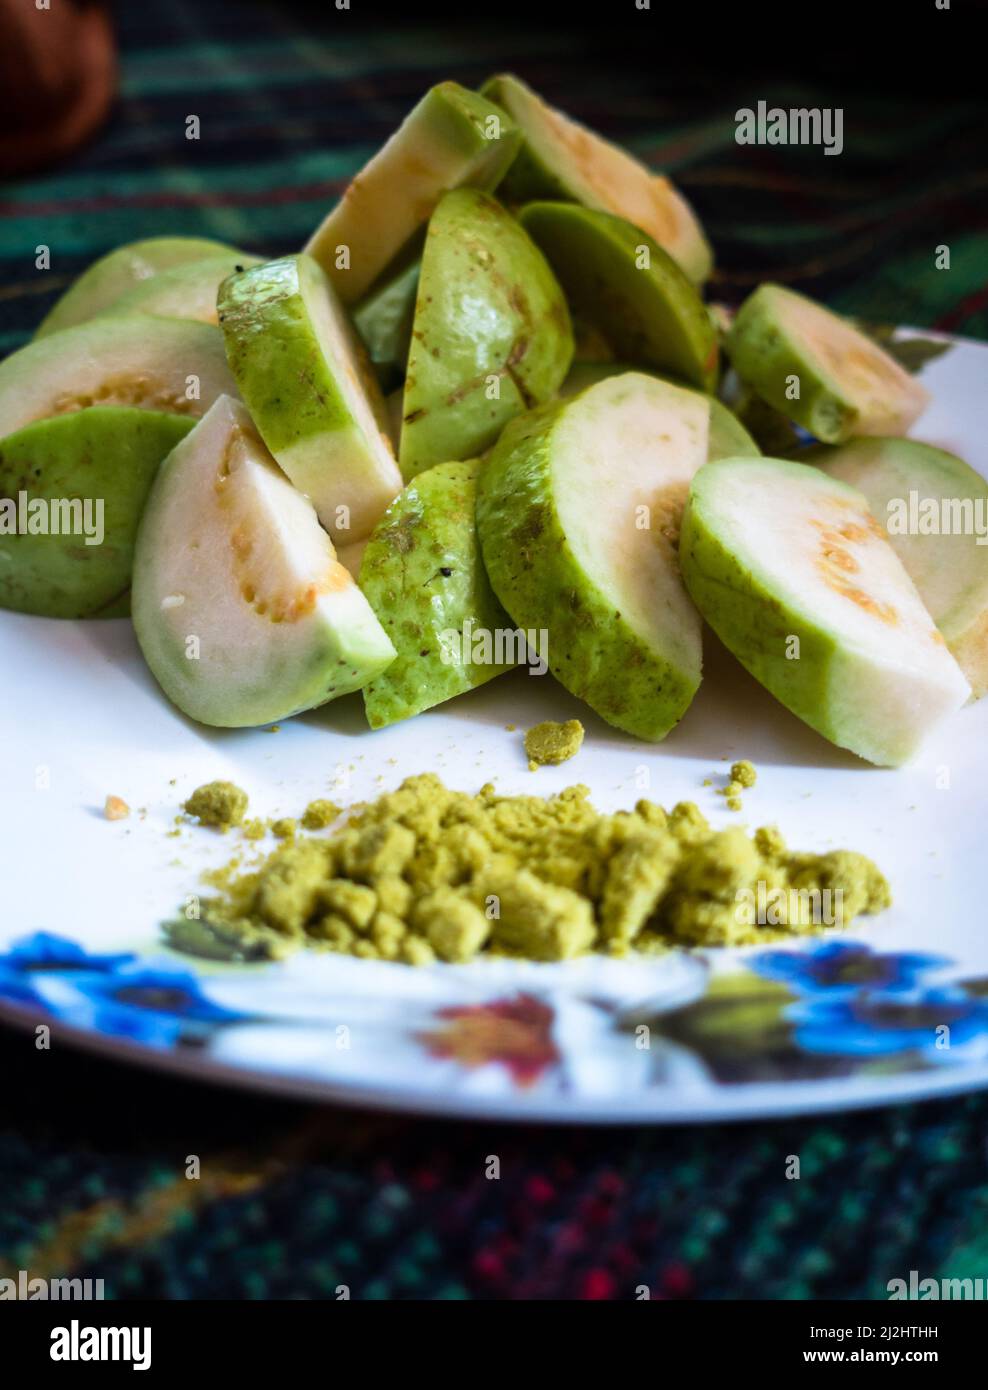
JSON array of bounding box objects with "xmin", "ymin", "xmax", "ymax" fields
[
  {"xmin": 707, "ymin": 399, "xmax": 761, "ymax": 460},
  {"xmin": 360, "ymin": 458, "xmax": 514, "ymax": 727},
  {"xmin": 557, "ymin": 361, "xmax": 759, "ymax": 459},
  {"xmin": 132, "ymin": 396, "xmax": 396, "ymax": 729},
  {"xmin": 35, "ymin": 237, "xmax": 247, "ymax": 339},
  {"xmin": 480, "ymin": 74, "xmax": 713, "ymax": 284},
  {"xmin": 399, "ymin": 189, "xmax": 573, "ymax": 480},
  {"xmin": 217, "ymin": 254, "xmax": 400, "ymax": 542},
  {"xmin": 98, "ymin": 253, "xmax": 262, "ymax": 326},
  {"xmin": 518, "ymin": 202, "xmax": 717, "ymax": 391},
  {"xmin": 352, "ymin": 256, "xmax": 421, "ymax": 389},
  {"xmin": 809, "ymin": 436, "xmax": 988, "ymax": 699},
  {"xmin": 475, "ymin": 378, "xmax": 704, "ymax": 742},
  {"xmin": 0, "ymin": 316, "xmax": 240, "ymax": 441},
  {"xmin": 306, "ymin": 82, "xmax": 521, "ymax": 305},
  {"xmin": 725, "ymin": 284, "xmax": 930, "ymax": 444},
  {"xmin": 0, "ymin": 407, "xmax": 193, "ymax": 618},
  {"xmin": 679, "ymin": 456, "xmax": 970, "ymax": 766}
]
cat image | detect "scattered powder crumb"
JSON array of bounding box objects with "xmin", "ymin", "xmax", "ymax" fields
[
  {"xmin": 242, "ymin": 818, "xmax": 267, "ymax": 842},
  {"xmin": 719, "ymin": 759, "xmax": 757, "ymax": 812},
  {"xmin": 731, "ymin": 761, "xmax": 757, "ymax": 789},
  {"xmin": 104, "ymin": 795, "xmax": 129, "ymax": 821},
  {"xmin": 266, "ymin": 725, "xmax": 281, "ymax": 734},
  {"xmin": 505, "ymin": 724, "xmax": 517, "ymax": 732},
  {"xmin": 271, "ymin": 817, "xmax": 297, "ymax": 840},
  {"xmin": 301, "ymin": 800, "xmax": 341, "ymax": 831},
  {"xmin": 166, "ymin": 773, "xmax": 891, "ymax": 967},
  {"xmin": 525, "ymin": 719, "xmax": 585, "ymax": 770},
  {"xmin": 183, "ymin": 781, "xmax": 248, "ymax": 831}
]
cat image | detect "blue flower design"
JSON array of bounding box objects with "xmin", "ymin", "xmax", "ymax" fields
[
  {"xmin": 751, "ymin": 941, "xmax": 949, "ymax": 999},
  {"xmin": 788, "ymin": 989, "xmax": 988, "ymax": 1060},
  {"xmin": 0, "ymin": 932, "xmax": 135, "ymax": 1008},
  {"xmin": 31, "ymin": 961, "xmax": 250, "ymax": 1047}
]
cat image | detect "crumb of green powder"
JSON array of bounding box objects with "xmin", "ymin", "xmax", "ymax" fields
[
  {"xmin": 183, "ymin": 781, "xmax": 248, "ymax": 830},
  {"xmin": 302, "ymin": 799, "xmax": 341, "ymax": 830},
  {"xmin": 524, "ymin": 719, "xmax": 585, "ymax": 770}
]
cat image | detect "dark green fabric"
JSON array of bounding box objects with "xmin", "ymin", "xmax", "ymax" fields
[{"xmin": 2, "ymin": 0, "xmax": 987, "ymax": 1300}]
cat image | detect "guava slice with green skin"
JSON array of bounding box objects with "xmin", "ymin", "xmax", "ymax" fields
[
  {"xmin": 360, "ymin": 458, "xmax": 514, "ymax": 727},
  {"xmin": 476, "ymin": 372, "xmax": 709, "ymax": 741},
  {"xmin": 0, "ymin": 407, "xmax": 193, "ymax": 619},
  {"xmin": 352, "ymin": 257, "xmax": 420, "ymax": 388},
  {"xmin": 557, "ymin": 361, "xmax": 759, "ymax": 458},
  {"xmin": 518, "ymin": 202, "xmax": 717, "ymax": 391},
  {"xmin": 0, "ymin": 316, "xmax": 239, "ymax": 439},
  {"xmin": 97, "ymin": 253, "xmax": 262, "ymax": 327},
  {"xmin": 725, "ymin": 284, "xmax": 931, "ymax": 444},
  {"xmin": 35, "ymin": 237, "xmax": 246, "ymax": 339},
  {"xmin": 399, "ymin": 189, "xmax": 573, "ymax": 480},
  {"xmin": 481, "ymin": 73, "xmax": 712, "ymax": 284},
  {"xmin": 217, "ymin": 254, "xmax": 402, "ymax": 544},
  {"xmin": 132, "ymin": 396, "xmax": 395, "ymax": 728},
  {"xmin": 680, "ymin": 456, "xmax": 971, "ymax": 766},
  {"xmin": 706, "ymin": 398, "xmax": 762, "ymax": 461},
  {"xmin": 306, "ymin": 81, "xmax": 521, "ymax": 305},
  {"xmin": 807, "ymin": 436, "xmax": 988, "ymax": 699}
]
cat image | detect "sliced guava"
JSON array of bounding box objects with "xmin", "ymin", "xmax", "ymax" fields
[
  {"xmin": 476, "ymin": 372, "xmax": 709, "ymax": 740},
  {"xmin": 360, "ymin": 458, "xmax": 513, "ymax": 727},
  {"xmin": 0, "ymin": 407, "xmax": 193, "ymax": 618},
  {"xmin": 351, "ymin": 255, "xmax": 420, "ymax": 389},
  {"xmin": 217, "ymin": 254, "xmax": 402, "ymax": 544},
  {"xmin": 35, "ymin": 237, "xmax": 245, "ymax": 339},
  {"xmin": 557, "ymin": 361, "xmax": 758, "ymax": 458},
  {"xmin": 680, "ymin": 456, "xmax": 971, "ymax": 766},
  {"xmin": 707, "ymin": 398, "xmax": 762, "ymax": 461},
  {"xmin": 481, "ymin": 73, "xmax": 712, "ymax": 284},
  {"xmin": 518, "ymin": 202, "xmax": 717, "ymax": 390},
  {"xmin": 399, "ymin": 189, "xmax": 573, "ymax": 480},
  {"xmin": 98, "ymin": 253, "xmax": 262, "ymax": 326},
  {"xmin": 0, "ymin": 316, "xmax": 239, "ymax": 438},
  {"xmin": 132, "ymin": 396, "xmax": 395, "ymax": 728},
  {"xmin": 726, "ymin": 285, "xmax": 931, "ymax": 444},
  {"xmin": 305, "ymin": 81, "xmax": 521, "ymax": 304},
  {"xmin": 809, "ymin": 436, "xmax": 988, "ymax": 699}
]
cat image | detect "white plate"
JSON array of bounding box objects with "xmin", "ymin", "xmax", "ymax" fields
[{"xmin": 3, "ymin": 333, "xmax": 988, "ymax": 1124}]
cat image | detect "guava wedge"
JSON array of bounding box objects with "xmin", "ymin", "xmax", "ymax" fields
[
  {"xmin": 680, "ymin": 456, "xmax": 971, "ymax": 766},
  {"xmin": 352, "ymin": 256, "xmax": 420, "ymax": 388},
  {"xmin": 217, "ymin": 254, "xmax": 402, "ymax": 544},
  {"xmin": 557, "ymin": 361, "xmax": 759, "ymax": 458},
  {"xmin": 306, "ymin": 81, "xmax": 521, "ymax": 304},
  {"xmin": 132, "ymin": 396, "xmax": 395, "ymax": 728},
  {"xmin": 399, "ymin": 189, "xmax": 573, "ymax": 480},
  {"xmin": 35, "ymin": 237, "xmax": 245, "ymax": 339},
  {"xmin": 481, "ymin": 73, "xmax": 712, "ymax": 284},
  {"xmin": 476, "ymin": 372, "xmax": 709, "ymax": 740},
  {"xmin": 518, "ymin": 202, "xmax": 717, "ymax": 390},
  {"xmin": 726, "ymin": 285, "xmax": 931, "ymax": 444},
  {"xmin": 360, "ymin": 458, "xmax": 513, "ymax": 727},
  {"xmin": 0, "ymin": 407, "xmax": 193, "ymax": 618},
  {"xmin": 809, "ymin": 437, "xmax": 988, "ymax": 699},
  {"xmin": 98, "ymin": 253, "xmax": 262, "ymax": 326},
  {"xmin": 0, "ymin": 316, "xmax": 239, "ymax": 438}
]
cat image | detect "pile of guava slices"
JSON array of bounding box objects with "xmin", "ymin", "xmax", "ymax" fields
[{"xmin": 1, "ymin": 75, "xmax": 984, "ymax": 767}]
